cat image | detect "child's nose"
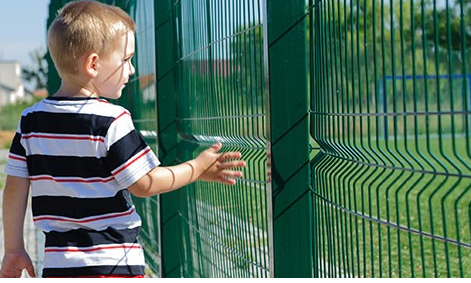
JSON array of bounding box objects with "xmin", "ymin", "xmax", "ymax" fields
[{"xmin": 128, "ymin": 61, "xmax": 135, "ymax": 76}]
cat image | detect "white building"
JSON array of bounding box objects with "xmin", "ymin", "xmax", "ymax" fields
[{"xmin": 0, "ymin": 61, "xmax": 27, "ymax": 107}]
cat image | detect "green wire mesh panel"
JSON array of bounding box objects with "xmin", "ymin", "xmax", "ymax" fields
[
  {"xmin": 46, "ymin": 0, "xmax": 76, "ymax": 95},
  {"xmin": 172, "ymin": 0, "xmax": 269, "ymax": 277},
  {"xmin": 309, "ymin": 0, "xmax": 471, "ymax": 277},
  {"xmin": 45, "ymin": 0, "xmax": 161, "ymax": 274},
  {"xmin": 118, "ymin": 0, "xmax": 162, "ymax": 276}
]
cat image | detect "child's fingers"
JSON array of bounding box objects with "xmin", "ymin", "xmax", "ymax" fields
[
  {"xmin": 210, "ymin": 142, "xmax": 223, "ymax": 152},
  {"xmin": 215, "ymin": 176, "xmax": 238, "ymax": 185},
  {"xmin": 220, "ymin": 170, "xmax": 243, "ymax": 179},
  {"xmin": 220, "ymin": 151, "xmax": 243, "ymax": 160},
  {"xmin": 26, "ymin": 264, "xmax": 36, "ymax": 278},
  {"xmin": 219, "ymin": 160, "xmax": 246, "ymax": 169}
]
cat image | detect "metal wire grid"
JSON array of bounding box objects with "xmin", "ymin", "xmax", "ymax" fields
[
  {"xmin": 45, "ymin": 0, "xmax": 471, "ymax": 278},
  {"xmin": 309, "ymin": 0, "xmax": 471, "ymax": 277},
  {"xmin": 172, "ymin": 0, "xmax": 269, "ymax": 278},
  {"xmin": 120, "ymin": 0, "xmax": 162, "ymax": 276}
]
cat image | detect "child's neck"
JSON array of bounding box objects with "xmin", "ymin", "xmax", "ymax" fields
[{"xmin": 54, "ymin": 81, "xmax": 99, "ymax": 98}]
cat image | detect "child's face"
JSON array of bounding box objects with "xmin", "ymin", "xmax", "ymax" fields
[{"xmin": 94, "ymin": 31, "xmax": 135, "ymax": 99}]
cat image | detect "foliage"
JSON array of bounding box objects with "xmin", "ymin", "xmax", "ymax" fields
[
  {"xmin": 418, "ymin": 0, "xmax": 471, "ymax": 51},
  {"xmin": 22, "ymin": 48, "xmax": 48, "ymax": 91},
  {"xmin": 0, "ymin": 97, "xmax": 41, "ymax": 131},
  {"xmin": 309, "ymin": 0, "xmax": 471, "ymax": 129}
]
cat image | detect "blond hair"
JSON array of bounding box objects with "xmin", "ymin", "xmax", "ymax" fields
[{"xmin": 48, "ymin": 0, "xmax": 136, "ymax": 75}]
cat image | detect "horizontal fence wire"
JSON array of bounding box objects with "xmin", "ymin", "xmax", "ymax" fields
[
  {"xmin": 309, "ymin": 0, "xmax": 471, "ymax": 278},
  {"xmin": 121, "ymin": 0, "xmax": 162, "ymax": 276},
  {"xmin": 47, "ymin": 0, "xmax": 471, "ymax": 278},
  {"xmin": 173, "ymin": 0, "xmax": 269, "ymax": 278}
]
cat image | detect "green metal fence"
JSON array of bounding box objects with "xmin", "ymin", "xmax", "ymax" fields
[
  {"xmin": 46, "ymin": 0, "xmax": 471, "ymax": 278},
  {"xmin": 165, "ymin": 0, "xmax": 270, "ymax": 277},
  {"xmin": 309, "ymin": 0, "xmax": 471, "ymax": 278}
]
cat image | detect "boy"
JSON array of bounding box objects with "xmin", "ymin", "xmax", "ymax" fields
[{"xmin": 0, "ymin": 0, "xmax": 245, "ymax": 278}]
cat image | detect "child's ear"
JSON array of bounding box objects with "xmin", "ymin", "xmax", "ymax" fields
[{"xmin": 84, "ymin": 53, "xmax": 99, "ymax": 78}]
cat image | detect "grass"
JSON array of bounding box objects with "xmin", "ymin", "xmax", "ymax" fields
[
  {"xmin": 0, "ymin": 98, "xmax": 41, "ymax": 149},
  {"xmin": 312, "ymin": 135, "xmax": 471, "ymax": 277},
  {"xmin": 0, "ymin": 99, "xmax": 38, "ymax": 189},
  {"xmin": 0, "ymin": 151, "xmax": 7, "ymax": 189},
  {"xmin": 0, "ymin": 99, "xmax": 40, "ymax": 131},
  {"xmin": 150, "ymin": 143, "xmax": 270, "ymax": 277},
  {"xmin": 140, "ymin": 133, "xmax": 470, "ymax": 277}
]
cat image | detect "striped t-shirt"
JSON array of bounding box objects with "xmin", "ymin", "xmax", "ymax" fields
[{"xmin": 4, "ymin": 96, "xmax": 160, "ymax": 277}]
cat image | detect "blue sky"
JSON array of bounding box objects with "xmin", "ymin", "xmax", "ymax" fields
[
  {"xmin": 0, "ymin": 0, "xmax": 49, "ymax": 67},
  {"xmin": 0, "ymin": 0, "xmax": 453, "ymax": 68}
]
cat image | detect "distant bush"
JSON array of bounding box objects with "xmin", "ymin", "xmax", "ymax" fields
[
  {"xmin": 0, "ymin": 97, "xmax": 41, "ymax": 131},
  {"xmin": 0, "ymin": 131, "xmax": 14, "ymax": 149}
]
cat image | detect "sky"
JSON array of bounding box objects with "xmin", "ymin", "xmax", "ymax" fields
[
  {"xmin": 0, "ymin": 0, "xmax": 453, "ymax": 68},
  {"xmin": 0, "ymin": 0, "xmax": 49, "ymax": 68}
]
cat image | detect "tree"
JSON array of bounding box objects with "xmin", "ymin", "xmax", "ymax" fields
[
  {"xmin": 418, "ymin": 0, "xmax": 471, "ymax": 51},
  {"xmin": 22, "ymin": 48, "xmax": 48, "ymax": 91}
]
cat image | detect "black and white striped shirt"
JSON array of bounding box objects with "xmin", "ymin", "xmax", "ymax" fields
[{"xmin": 5, "ymin": 96, "xmax": 160, "ymax": 277}]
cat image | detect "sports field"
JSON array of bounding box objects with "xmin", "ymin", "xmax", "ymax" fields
[{"xmin": 312, "ymin": 134, "xmax": 471, "ymax": 277}]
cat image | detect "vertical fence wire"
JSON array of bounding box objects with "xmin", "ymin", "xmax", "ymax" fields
[
  {"xmin": 172, "ymin": 0, "xmax": 269, "ymax": 278},
  {"xmin": 117, "ymin": 0, "xmax": 162, "ymax": 276},
  {"xmin": 309, "ymin": 0, "xmax": 471, "ymax": 278},
  {"xmin": 46, "ymin": 0, "xmax": 471, "ymax": 278}
]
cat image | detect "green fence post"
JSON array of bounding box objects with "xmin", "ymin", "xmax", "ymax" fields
[
  {"xmin": 46, "ymin": 0, "xmax": 71, "ymax": 95},
  {"xmin": 154, "ymin": 0, "xmax": 181, "ymax": 278},
  {"xmin": 266, "ymin": 0, "xmax": 313, "ymax": 278}
]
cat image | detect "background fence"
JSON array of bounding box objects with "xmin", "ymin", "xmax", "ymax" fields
[
  {"xmin": 46, "ymin": 0, "xmax": 471, "ymax": 278},
  {"xmin": 309, "ymin": 0, "xmax": 471, "ymax": 277}
]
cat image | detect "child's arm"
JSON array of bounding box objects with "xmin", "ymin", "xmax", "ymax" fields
[
  {"xmin": 129, "ymin": 142, "xmax": 246, "ymax": 197},
  {"xmin": 0, "ymin": 176, "xmax": 36, "ymax": 278}
]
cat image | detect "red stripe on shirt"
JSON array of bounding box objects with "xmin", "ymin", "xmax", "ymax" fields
[
  {"xmin": 44, "ymin": 244, "xmax": 141, "ymax": 253},
  {"xmin": 112, "ymin": 147, "xmax": 152, "ymax": 176},
  {"xmin": 30, "ymin": 175, "xmax": 115, "ymax": 183},
  {"xmin": 33, "ymin": 207, "xmax": 136, "ymax": 224},
  {"xmin": 45, "ymin": 275, "xmax": 145, "ymax": 279},
  {"xmin": 97, "ymin": 98, "xmax": 110, "ymax": 104},
  {"xmin": 113, "ymin": 111, "xmax": 130, "ymax": 122},
  {"xmin": 8, "ymin": 154, "xmax": 27, "ymax": 162},
  {"xmin": 22, "ymin": 134, "xmax": 105, "ymax": 143}
]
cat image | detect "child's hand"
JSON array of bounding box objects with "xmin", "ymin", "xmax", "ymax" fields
[
  {"xmin": 193, "ymin": 142, "xmax": 246, "ymax": 185},
  {"xmin": 0, "ymin": 250, "xmax": 36, "ymax": 278}
]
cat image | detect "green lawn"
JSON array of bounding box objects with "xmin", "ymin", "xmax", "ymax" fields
[
  {"xmin": 135, "ymin": 128, "xmax": 470, "ymax": 277},
  {"xmin": 312, "ymin": 135, "xmax": 471, "ymax": 277},
  {"xmin": 0, "ymin": 153, "xmax": 7, "ymax": 189}
]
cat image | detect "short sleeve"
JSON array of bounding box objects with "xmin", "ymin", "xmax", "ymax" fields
[
  {"xmin": 4, "ymin": 124, "xmax": 29, "ymax": 178},
  {"xmin": 104, "ymin": 111, "xmax": 160, "ymax": 188}
]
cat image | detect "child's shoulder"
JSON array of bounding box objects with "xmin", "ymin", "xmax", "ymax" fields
[
  {"xmin": 20, "ymin": 99, "xmax": 46, "ymax": 116},
  {"xmin": 88, "ymin": 98, "xmax": 131, "ymax": 117},
  {"xmin": 23, "ymin": 97, "xmax": 130, "ymax": 118}
]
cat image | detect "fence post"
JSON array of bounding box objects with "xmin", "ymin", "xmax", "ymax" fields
[
  {"xmin": 266, "ymin": 0, "xmax": 313, "ymax": 277},
  {"xmin": 154, "ymin": 0, "xmax": 182, "ymax": 278},
  {"xmin": 46, "ymin": 0, "xmax": 69, "ymax": 95}
]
